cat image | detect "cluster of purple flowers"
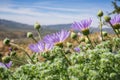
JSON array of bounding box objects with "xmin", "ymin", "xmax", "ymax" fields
[
  {"xmin": 29, "ymin": 14, "xmax": 120, "ymax": 53},
  {"xmin": 29, "ymin": 18, "xmax": 93, "ymax": 53},
  {"xmin": 29, "ymin": 30, "xmax": 70, "ymax": 53}
]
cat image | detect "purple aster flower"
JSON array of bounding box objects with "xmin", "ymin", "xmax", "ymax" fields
[
  {"xmin": 43, "ymin": 30, "xmax": 70, "ymax": 44},
  {"xmin": 29, "ymin": 41, "xmax": 53, "ymax": 53},
  {"xmin": 0, "ymin": 61, "xmax": 12, "ymax": 68},
  {"xmin": 71, "ymin": 19, "xmax": 92, "ymax": 35},
  {"xmin": 43, "ymin": 33, "xmax": 59, "ymax": 44},
  {"xmin": 57, "ymin": 30, "xmax": 70, "ymax": 42},
  {"xmin": 110, "ymin": 14, "xmax": 120, "ymax": 29},
  {"xmin": 74, "ymin": 47, "xmax": 80, "ymax": 52},
  {"xmin": 71, "ymin": 19, "xmax": 92, "ymax": 31}
]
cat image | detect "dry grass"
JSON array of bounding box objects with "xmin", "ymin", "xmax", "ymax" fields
[{"xmin": 0, "ymin": 33, "xmax": 119, "ymax": 57}]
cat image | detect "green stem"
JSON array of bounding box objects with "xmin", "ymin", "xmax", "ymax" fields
[
  {"xmin": 61, "ymin": 51, "xmax": 72, "ymax": 66},
  {"xmin": 93, "ymin": 40, "xmax": 97, "ymax": 45},
  {"xmin": 86, "ymin": 35, "xmax": 94, "ymax": 48},
  {"xmin": 10, "ymin": 43, "xmax": 34, "ymax": 64},
  {"xmin": 109, "ymin": 22, "xmax": 119, "ymax": 38},
  {"xmin": 76, "ymin": 39, "xmax": 80, "ymax": 44},
  {"xmin": 31, "ymin": 37, "xmax": 38, "ymax": 43},
  {"xmin": 117, "ymin": 29, "xmax": 120, "ymax": 34},
  {"xmin": 99, "ymin": 17, "xmax": 103, "ymax": 41},
  {"xmin": 11, "ymin": 59, "xmax": 26, "ymax": 64},
  {"xmin": 37, "ymin": 29, "xmax": 42, "ymax": 40}
]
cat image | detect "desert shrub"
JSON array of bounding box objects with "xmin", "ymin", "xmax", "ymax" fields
[{"xmin": 0, "ymin": 38, "xmax": 120, "ymax": 80}]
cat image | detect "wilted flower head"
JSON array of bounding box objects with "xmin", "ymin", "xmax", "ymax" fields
[
  {"xmin": 43, "ymin": 30, "xmax": 70, "ymax": 46},
  {"xmin": 0, "ymin": 61, "xmax": 12, "ymax": 68},
  {"xmin": 71, "ymin": 19, "xmax": 92, "ymax": 35},
  {"xmin": 29, "ymin": 41, "xmax": 53, "ymax": 53},
  {"xmin": 110, "ymin": 14, "xmax": 120, "ymax": 29},
  {"xmin": 9, "ymin": 47, "xmax": 12, "ymax": 51},
  {"xmin": 74, "ymin": 47, "xmax": 80, "ymax": 52}
]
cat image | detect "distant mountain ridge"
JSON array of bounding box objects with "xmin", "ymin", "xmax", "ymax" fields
[
  {"xmin": 0, "ymin": 19, "xmax": 72, "ymax": 31},
  {"xmin": 0, "ymin": 19, "xmax": 33, "ymax": 31},
  {"xmin": 0, "ymin": 19, "xmax": 114, "ymax": 40}
]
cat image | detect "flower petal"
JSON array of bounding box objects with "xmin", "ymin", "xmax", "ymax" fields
[
  {"xmin": 71, "ymin": 19, "xmax": 92, "ymax": 31},
  {"xmin": 0, "ymin": 61, "xmax": 12, "ymax": 68}
]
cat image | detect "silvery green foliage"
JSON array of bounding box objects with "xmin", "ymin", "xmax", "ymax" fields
[
  {"xmin": 95, "ymin": 38, "xmax": 120, "ymax": 53},
  {"xmin": 0, "ymin": 67, "xmax": 12, "ymax": 79},
  {"xmin": 0, "ymin": 38, "xmax": 120, "ymax": 80}
]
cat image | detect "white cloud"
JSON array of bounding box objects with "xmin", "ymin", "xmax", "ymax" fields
[
  {"xmin": 0, "ymin": 7, "xmax": 47, "ymax": 16},
  {"xmin": 0, "ymin": 3, "xmax": 99, "ymax": 27},
  {"xmin": 0, "ymin": 6, "xmax": 96, "ymax": 19},
  {"xmin": 0, "ymin": 13, "xmax": 98, "ymax": 27},
  {"xmin": 32, "ymin": 6, "xmax": 82, "ymax": 12}
]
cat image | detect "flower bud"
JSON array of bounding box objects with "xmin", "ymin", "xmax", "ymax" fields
[
  {"xmin": 102, "ymin": 31, "xmax": 108, "ymax": 37},
  {"xmin": 66, "ymin": 42, "xmax": 72, "ymax": 48},
  {"xmin": 27, "ymin": 32, "xmax": 33, "ymax": 38},
  {"xmin": 2, "ymin": 56, "xmax": 11, "ymax": 63},
  {"xmin": 97, "ymin": 10, "xmax": 103, "ymax": 17},
  {"xmin": 70, "ymin": 32, "xmax": 77, "ymax": 39},
  {"xmin": 79, "ymin": 36, "xmax": 85, "ymax": 42},
  {"xmin": 55, "ymin": 42, "xmax": 63, "ymax": 48},
  {"xmin": 104, "ymin": 15, "xmax": 111, "ymax": 22},
  {"xmin": 10, "ymin": 51, "xmax": 16, "ymax": 56},
  {"xmin": 113, "ymin": 24, "xmax": 120, "ymax": 29},
  {"xmin": 34, "ymin": 23, "xmax": 41, "ymax": 30},
  {"xmin": 82, "ymin": 28, "xmax": 90, "ymax": 35},
  {"xmin": 65, "ymin": 48, "xmax": 71, "ymax": 54},
  {"xmin": 85, "ymin": 38, "xmax": 90, "ymax": 43},
  {"xmin": 3, "ymin": 38, "xmax": 10, "ymax": 45}
]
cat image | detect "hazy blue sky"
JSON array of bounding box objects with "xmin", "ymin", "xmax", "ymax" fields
[{"xmin": 0, "ymin": 0, "xmax": 115, "ymax": 26}]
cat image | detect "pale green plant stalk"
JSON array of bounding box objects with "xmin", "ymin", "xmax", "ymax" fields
[
  {"xmin": 10, "ymin": 43, "xmax": 34, "ymax": 64},
  {"xmin": 37, "ymin": 29, "xmax": 42, "ymax": 40},
  {"xmin": 109, "ymin": 22, "xmax": 119, "ymax": 38},
  {"xmin": 99, "ymin": 17, "xmax": 104, "ymax": 41},
  {"xmin": 117, "ymin": 29, "xmax": 120, "ymax": 34},
  {"xmin": 31, "ymin": 37, "xmax": 38, "ymax": 43},
  {"xmin": 61, "ymin": 52, "xmax": 72, "ymax": 65},
  {"xmin": 11, "ymin": 59, "xmax": 26, "ymax": 64},
  {"xmin": 86, "ymin": 35, "xmax": 94, "ymax": 48}
]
